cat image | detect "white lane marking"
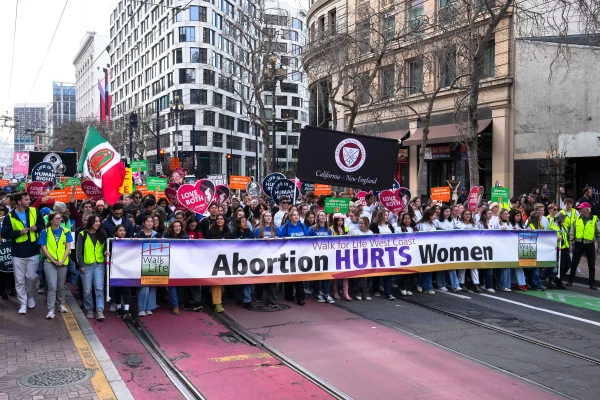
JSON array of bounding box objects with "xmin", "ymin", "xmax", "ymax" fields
[
  {"xmin": 437, "ymin": 291, "xmax": 472, "ymax": 299},
  {"xmin": 479, "ymin": 294, "xmax": 600, "ymax": 327}
]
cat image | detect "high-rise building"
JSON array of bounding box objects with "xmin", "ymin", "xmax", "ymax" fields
[
  {"xmin": 13, "ymin": 104, "xmax": 47, "ymax": 152},
  {"xmin": 264, "ymin": 0, "xmax": 309, "ymax": 177},
  {"xmin": 46, "ymin": 82, "xmax": 77, "ymax": 137},
  {"xmin": 73, "ymin": 32, "xmax": 111, "ymax": 121},
  {"xmin": 107, "ymin": 0, "xmax": 309, "ymax": 177}
]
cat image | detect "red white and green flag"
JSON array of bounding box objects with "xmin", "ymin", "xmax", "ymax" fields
[{"xmin": 79, "ymin": 125, "xmax": 125, "ymax": 205}]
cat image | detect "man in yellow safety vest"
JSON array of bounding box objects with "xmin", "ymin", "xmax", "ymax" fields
[{"xmin": 568, "ymin": 202, "xmax": 600, "ymax": 289}]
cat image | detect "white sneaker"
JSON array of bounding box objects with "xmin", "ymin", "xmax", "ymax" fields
[
  {"xmin": 427, "ymin": 290, "xmax": 435, "ymax": 294},
  {"xmin": 373, "ymin": 292, "xmax": 381, "ymax": 297},
  {"xmin": 416, "ymin": 286, "xmax": 423, "ymax": 293},
  {"xmin": 326, "ymin": 296, "xmax": 335, "ymax": 304},
  {"xmin": 365, "ymin": 296, "xmax": 372, "ymax": 301},
  {"xmin": 18, "ymin": 305, "xmax": 27, "ymax": 314},
  {"xmin": 59, "ymin": 305, "xmax": 68, "ymax": 313},
  {"xmin": 86, "ymin": 310, "xmax": 94, "ymax": 319},
  {"xmin": 406, "ymin": 291, "xmax": 413, "ymax": 296},
  {"xmin": 438, "ymin": 287, "xmax": 448, "ymax": 292},
  {"xmin": 379, "ymin": 285, "xmax": 385, "ymax": 292},
  {"xmin": 500, "ymin": 288, "xmax": 511, "ymax": 292},
  {"xmin": 316, "ymin": 295, "xmax": 325, "ymax": 303},
  {"xmin": 304, "ymin": 288, "xmax": 312, "ymax": 295},
  {"xmin": 145, "ymin": 310, "xmax": 153, "ymax": 315},
  {"xmin": 486, "ymin": 288, "xmax": 496, "ymax": 293},
  {"xmin": 392, "ymin": 283, "xmax": 399, "ymax": 288},
  {"xmin": 27, "ymin": 297, "xmax": 35, "ymax": 309},
  {"xmin": 387, "ymin": 295, "xmax": 396, "ymax": 300},
  {"xmin": 138, "ymin": 311, "xmax": 146, "ymax": 317},
  {"xmin": 355, "ymin": 295, "xmax": 362, "ymax": 301},
  {"xmin": 46, "ymin": 310, "xmax": 55, "ymax": 319},
  {"xmin": 400, "ymin": 290, "xmax": 407, "ymax": 296},
  {"xmin": 110, "ymin": 303, "xmax": 118, "ymax": 312}
]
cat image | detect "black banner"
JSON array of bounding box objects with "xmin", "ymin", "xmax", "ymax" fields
[
  {"xmin": 27, "ymin": 152, "xmax": 78, "ymax": 177},
  {"xmin": 296, "ymin": 126, "xmax": 399, "ymax": 190}
]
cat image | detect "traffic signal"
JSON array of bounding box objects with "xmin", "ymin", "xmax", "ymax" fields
[
  {"xmin": 129, "ymin": 112, "xmax": 138, "ymax": 128},
  {"xmin": 227, "ymin": 153, "xmax": 232, "ymax": 159},
  {"xmin": 159, "ymin": 149, "xmax": 165, "ymax": 161}
]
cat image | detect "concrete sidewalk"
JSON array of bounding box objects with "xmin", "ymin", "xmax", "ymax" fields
[{"xmin": 569, "ymin": 253, "xmax": 599, "ymax": 287}]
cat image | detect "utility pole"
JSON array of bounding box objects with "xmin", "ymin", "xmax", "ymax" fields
[
  {"xmin": 255, "ymin": 124, "xmax": 260, "ymax": 182},
  {"xmin": 169, "ymin": 95, "xmax": 185, "ymax": 158},
  {"xmin": 155, "ymin": 99, "xmax": 160, "ymax": 175}
]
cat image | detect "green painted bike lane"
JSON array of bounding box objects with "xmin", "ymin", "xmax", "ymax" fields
[{"xmin": 519, "ymin": 289, "xmax": 600, "ymax": 312}]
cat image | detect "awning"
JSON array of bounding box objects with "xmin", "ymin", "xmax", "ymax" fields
[{"xmin": 402, "ymin": 119, "xmax": 492, "ymax": 146}]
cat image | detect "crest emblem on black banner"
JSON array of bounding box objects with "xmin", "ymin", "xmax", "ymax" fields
[{"xmin": 335, "ymin": 139, "xmax": 366, "ymax": 172}]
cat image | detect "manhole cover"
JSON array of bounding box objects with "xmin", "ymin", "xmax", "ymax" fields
[
  {"xmin": 249, "ymin": 304, "xmax": 291, "ymax": 312},
  {"xmin": 18, "ymin": 368, "xmax": 94, "ymax": 388}
]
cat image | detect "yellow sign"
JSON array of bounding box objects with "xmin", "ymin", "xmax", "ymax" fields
[{"xmin": 119, "ymin": 168, "xmax": 133, "ymax": 194}]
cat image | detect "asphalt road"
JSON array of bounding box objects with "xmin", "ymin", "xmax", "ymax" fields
[{"xmin": 339, "ymin": 282, "xmax": 600, "ymax": 400}]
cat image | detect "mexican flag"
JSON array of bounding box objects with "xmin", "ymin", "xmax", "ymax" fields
[{"xmin": 79, "ymin": 125, "xmax": 125, "ymax": 205}]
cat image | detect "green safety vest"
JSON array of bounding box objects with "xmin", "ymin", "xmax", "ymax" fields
[
  {"xmin": 549, "ymin": 221, "xmax": 569, "ymax": 249},
  {"xmin": 45, "ymin": 228, "xmax": 70, "ymax": 265},
  {"xmin": 559, "ymin": 209, "xmax": 577, "ymax": 229},
  {"xmin": 80, "ymin": 231, "xmax": 105, "ymax": 264},
  {"xmin": 9, "ymin": 208, "xmax": 38, "ymax": 243},
  {"xmin": 574, "ymin": 216, "xmax": 598, "ymax": 241}
]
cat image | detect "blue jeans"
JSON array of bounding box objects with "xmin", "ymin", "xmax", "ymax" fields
[
  {"xmin": 530, "ymin": 268, "xmax": 543, "ymax": 289},
  {"xmin": 480, "ymin": 269, "xmax": 493, "ymax": 289},
  {"xmin": 382, "ymin": 276, "xmax": 393, "ymax": 296},
  {"xmin": 168, "ymin": 287, "xmax": 178, "ymax": 308},
  {"xmin": 312, "ymin": 280, "xmax": 331, "ymax": 297},
  {"xmin": 138, "ymin": 286, "xmax": 157, "ymax": 311},
  {"xmin": 235, "ymin": 285, "xmax": 252, "ymax": 303},
  {"xmin": 82, "ymin": 263, "xmax": 104, "ymax": 312},
  {"xmin": 67, "ymin": 259, "xmax": 79, "ymax": 285},
  {"xmin": 418, "ymin": 273, "xmax": 433, "ymax": 291},
  {"xmin": 499, "ymin": 269, "xmax": 512, "ymax": 289},
  {"xmin": 437, "ymin": 270, "xmax": 460, "ymax": 289},
  {"xmin": 511, "ymin": 268, "xmax": 526, "ymax": 286},
  {"xmin": 36, "ymin": 257, "xmax": 45, "ymax": 288}
]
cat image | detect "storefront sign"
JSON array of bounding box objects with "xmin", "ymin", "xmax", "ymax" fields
[{"xmin": 109, "ymin": 230, "xmax": 557, "ymax": 287}]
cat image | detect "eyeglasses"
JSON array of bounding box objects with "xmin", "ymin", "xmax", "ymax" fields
[
  {"xmin": 280, "ymin": 201, "xmax": 288, "ymax": 204},
  {"xmin": 134, "ymin": 196, "xmax": 141, "ymax": 199}
]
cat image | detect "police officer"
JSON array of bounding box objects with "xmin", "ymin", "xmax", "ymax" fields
[{"xmin": 569, "ymin": 202, "xmax": 600, "ymax": 289}]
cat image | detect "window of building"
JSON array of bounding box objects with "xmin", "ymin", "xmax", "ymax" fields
[
  {"xmin": 178, "ymin": 27, "xmax": 195, "ymax": 42},
  {"xmin": 160, "ymin": 133, "xmax": 170, "ymax": 148},
  {"xmin": 354, "ymin": 73, "xmax": 371, "ymax": 105},
  {"xmin": 204, "ymin": 110, "xmax": 216, "ymax": 126},
  {"xmin": 213, "ymin": 132, "xmax": 223, "ymax": 147},
  {"xmin": 190, "ymin": 6, "xmax": 207, "ymax": 21},
  {"xmin": 226, "ymin": 97, "xmax": 236, "ymax": 112},
  {"xmin": 318, "ymin": 16, "xmax": 325, "ymax": 39},
  {"xmin": 238, "ymin": 119, "xmax": 250, "ymax": 134},
  {"xmin": 438, "ymin": 50, "xmax": 456, "ymax": 88},
  {"xmin": 190, "ymin": 89, "xmax": 207, "ymax": 104},
  {"xmin": 380, "ymin": 66, "xmax": 395, "ymax": 99},
  {"xmin": 280, "ymin": 82, "xmax": 298, "ymax": 93},
  {"xmin": 203, "ymin": 28, "xmax": 215, "ymax": 44},
  {"xmin": 481, "ymin": 40, "xmax": 495, "ymax": 78},
  {"xmin": 219, "ymin": 114, "xmax": 235, "ymax": 130},
  {"xmin": 408, "ymin": 0, "xmax": 425, "ymax": 32},
  {"xmin": 276, "ymin": 149, "xmax": 287, "ymax": 159},
  {"xmin": 382, "ymin": 15, "xmax": 395, "ymax": 42},
  {"xmin": 329, "ymin": 9, "xmax": 337, "ymax": 35},
  {"xmin": 173, "ymin": 48, "xmax": 183, "ymax": 64},
  {"xmin": 180, "ymin": 110, "xmax": 196, "ymax": 125},
  {"xmin": 291, "ymin": 44, "xmax": 302, "ymax": 55},
  {"xmin": 203, "ymin": 69, "xmax": 215, "ymax": 85},
  {"xmin": 191, "ymin": 130, "xmax": 208, "ymax": 146},
  {"xmin": 291, "ymin": 71, "xmax": 303, "ymax": 82},
  {"xmin": 214, "ymin": 93, "xmax": 223, "ymax": 107},
  {"xmin": 291, "ymin": 18, "xmax": 303, "ymax": 30},
  {"xmin": 213, "ymin": 11, "xmax": 222, "ymax": 29},
  {"xmin": 179, "ymin": 68, "xmax": 196, "ymax": 83},
  {"xmin": 281, "ymin": 109, "xmax": 298, "ymax": 119},
  {"xmin": 407, "ymin": 60, "xmax": 423, "ymax": 94},
  {"xmin": 291, "ymin": 97, "xmax": 302, "ymax": 107},
  {"xmin": 276, "ymin": 96, "xmax": 288, "ymax": 105},
  {"xmin": 265, "ymin": 95, "xmax": 273, "ymax": 105},
  {"xmin": 357, "ymin": 20, "xmax": 370, "ymax": 52},
  {"xmin": 191, "ymin": 48, "xmax": 207, "ymax": 63}
]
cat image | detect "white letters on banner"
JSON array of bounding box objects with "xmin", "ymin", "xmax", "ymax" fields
[{"xmin": 109, "ymin": 230, "xmax": 557, "ymax": 287}]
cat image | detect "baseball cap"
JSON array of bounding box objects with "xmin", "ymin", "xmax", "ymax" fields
[
  {"xmin": 577, "ymin": 202, "xmax": 591, "ymax": 210},
  {"xmin": 353, "ymin": 200, "xmax": 363, "ymax": 207},
  {"xmin": 40, "ymin": 207, "xmax": 51, "ymax": 215}
]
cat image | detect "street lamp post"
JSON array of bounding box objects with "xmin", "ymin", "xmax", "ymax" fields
[
  {"xmin": 263, "ymin": 55, "xmax": 285, "ymax": 174},
  {"xmin": 169, "ymin": 95, "xmax": 185, "ymax": 159}
]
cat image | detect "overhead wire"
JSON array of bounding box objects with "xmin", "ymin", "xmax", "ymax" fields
[{"xmin": 6, "ymin": 0, "xmax": 20, "ymax": 113}]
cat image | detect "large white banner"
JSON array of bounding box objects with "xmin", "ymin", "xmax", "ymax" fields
[{"xmin": 109, "ymin": 230, "xmax": 557, "ymax": 286}]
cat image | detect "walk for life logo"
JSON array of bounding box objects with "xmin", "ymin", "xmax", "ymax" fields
[
  {"xmin": 518, "ymin": 232, "xmax": 538, "ymax": 267},
  {"xmin": 140, "ymin": 242, "xmax": 171, "ymax": 284},
  {"xmin": 335, "ymin": 139, "xmax": 366, "ymax": 172}
]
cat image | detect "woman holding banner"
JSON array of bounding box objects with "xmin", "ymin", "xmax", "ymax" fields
[
  {"xmin": 526, "ymin": 212, "xmax": 546, "ymax": 291},
  {"xmin": 254, "ymin": 211, "xmax": 278, "ymax": 307},
  {"xmin": 107, "ymin": 225, "xmax": 132, "ymax": 320},
  {"xmin": 354, "ymin": 217, "xmax": 373, "ymax": 300},
  {"xmin": 454, "ymin": 210, "xmax": 482, "ymax": 292},
  {"xmin": 206, "ymin": 214, "xmax": 232, "ymax": 312},
  {"xmin": 233, "ymin": 217, "xmax": 254, "ymax": 309},
  {"xmin": 433, "ymin": 207, "xmax": 461, "ymax": 293},
  {"xmin": 396, "ymin": 213, "xmax": 417, "ymax": 296},
  {"xmin": 76, "ymin": 215, "xmax": 107, "ymax": 321},
  {"xmin": 416, "ymin": 209, "xmax": 437, "ymax": 295},
  {"xmin": 476, "ymin": 209, "xmax": 497, "ymax": 293},
  {"xmin": 309, "ymin": 212, "xmax": 335, "ymax": 304},
  {"xmin": 508, "ymin": 210, "xmax": 528, "ymax": 291},
  {"xmin": 331, "ymin": 214, "xmax": 349, "ymax": 301},
  {"xmin": 164, "ymin": 221, "xmax": 188, "ymax": 315},
  {"xmin": 136, "ymin": 215, "xmax": 162, "ymax": 317},
  {"xmin": 369, "ymin": 210, "xmax": 396, "ymax": 300},
  {"xmin": 278, "ymin": 210, "xmax": 309, "ymax": 306},
  {"xmin": 497, "ymin": 209, "xmax": 514, "ymax": 292}
]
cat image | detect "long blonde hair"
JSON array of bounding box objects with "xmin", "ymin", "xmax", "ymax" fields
[{"xmin": 258, "ymin": 211, "xmax": 277, "ymax": 238}]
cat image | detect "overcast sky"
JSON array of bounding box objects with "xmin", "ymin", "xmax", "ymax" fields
[{"xmin": 0, "ymin": 0, "xmax": 115, "ymax": 145}]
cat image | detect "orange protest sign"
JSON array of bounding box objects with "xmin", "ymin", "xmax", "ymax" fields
[
  {"xmin": 48, "ymin": 189, "xmax": 71, "ymax": 203},
  {"xmin": 135, "ymin": 186, "xmax": 164, "ymax": 199},
  {"xmin": 230, "ymin": 175, "xmax": 251, "ymax": 190},
  {"xmin": 431, "ymin": 186, "xmax": 451, "ymax": 202},
  {"xmin": 170, "ymin": 158, "xmax": 181, "ymax": 169},
  {"xmin": 314, "ymin": 184, "xmax": 332, "ymax": 196},
  {"xmin": 0, "ymin": 179, "xmax": 9, "ymax": 187}
]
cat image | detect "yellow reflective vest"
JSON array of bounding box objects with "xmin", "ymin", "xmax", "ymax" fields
[
  {"xmin": 9, "ymin": 208, "xmax": 38, "ymax": 243},
  {"xmin": 574, "ymin": 216, "xmax": 598, "ymax": 242},
  {"xmin": 45, "ymin": 228, "xmax": 70, "ymax": 265},
  {"xmin": 549, "ymin": 220, "xmax": 569, "ymax": 249},
  {"xmin": 80, "ymin": 231, "xmax": 105, "ymax": 264},
  {"xmin": 559, "ymin": 209, "xmax": 577, "ymax": 229}
]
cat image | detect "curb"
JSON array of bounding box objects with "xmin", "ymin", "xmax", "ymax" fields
[{"xmin": 65, "ymin": 292, "xmax": 135, "ymax": 400}]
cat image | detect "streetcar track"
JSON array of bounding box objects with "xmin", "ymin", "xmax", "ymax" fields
[
  {"xmin": 124, "ymin": 317, "xmax": 207, "ymax": 400},
  {"xmin": 203, "ymin": 305, "xmax": 353, "ymax": 400},
  {"xmin": 332, "ymin": 301, "xmax": 578, "ymax": 400}
]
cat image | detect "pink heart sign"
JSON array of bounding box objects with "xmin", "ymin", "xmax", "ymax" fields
[
  {"xmin": 215, "ymin": 185, "xmax": 230, "ymax": 205},
  {"xmin": 26, "ymin": 182, "xmax": 48, "ymax": 199},
  {"xmin": 356, "ymin": 191, "xmax": 372, "ymax": 206},
  {"xmin": 468, "ymin": 186, "xmax": 485, "ymax": 213},
  {"xmin": 379, "ymin": 188, "xmax": 412, "ymax": 214},
  {"xmin": 165, "ymin": 187, "xmax": 187, "ymax": 211},
  {"xmin": 177, "ymin": 181, "xmax": 209, "ymax": 214},
  {"xmin": 81, "ymin": 180, "xmax": 103, "ymax": 201}
]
